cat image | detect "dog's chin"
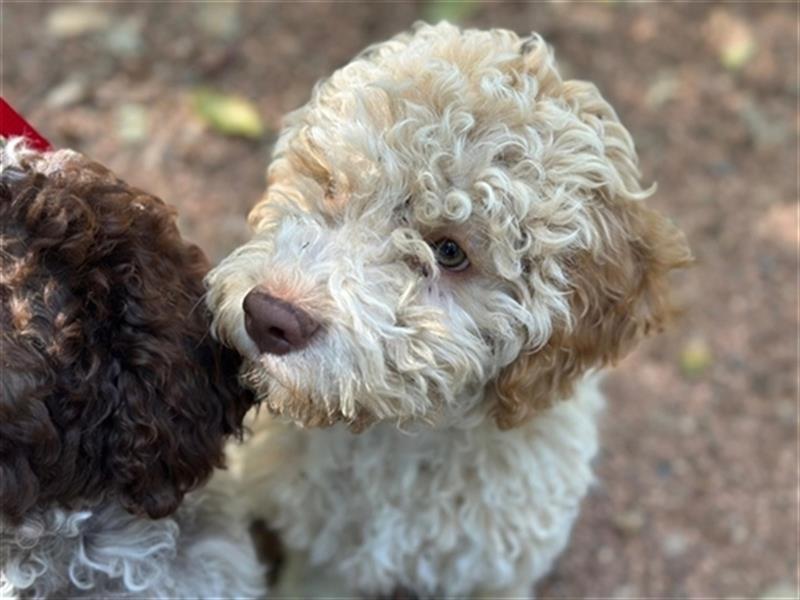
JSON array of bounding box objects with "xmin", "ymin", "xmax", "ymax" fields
[{"xmin": 241, "ymin": 357, "xmax": 374, "ymax": 432}]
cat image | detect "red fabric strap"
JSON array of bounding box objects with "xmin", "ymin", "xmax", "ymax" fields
[{"xmin": 0, "ymin": 97, "xmax": 52, "ymax": 151}]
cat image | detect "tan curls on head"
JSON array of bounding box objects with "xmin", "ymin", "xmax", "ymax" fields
[{"xmin": 491, "ymin": 42, "xmax": 692, "ymax": 429}]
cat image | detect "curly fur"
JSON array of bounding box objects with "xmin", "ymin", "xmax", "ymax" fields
[
  {"xmin": 0, "ymin": 139, "xmax": 265, "ymax": 598},
  {"xmin": 208, "ymin": 23, "xmax": 692, "ymax": 597},
  {"xmin": 0, "ymin": 472, "xmax": 265, "ymax": 599},
  {"xmin": 228, "ymin": 377, "xmax": 604, "ymax": 598}
]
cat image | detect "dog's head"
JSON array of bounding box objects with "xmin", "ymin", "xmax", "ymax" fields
[
  {"xmin": 207, "ymin": 23, "xmax": 691, "ymax": 430},
  {"xmin": 0, "ymin": 140, "xmax": 254, "ymax": 523}
]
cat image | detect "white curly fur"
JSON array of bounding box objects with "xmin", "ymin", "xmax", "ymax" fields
[
  {"xmin": 0, "ymin": 472, "xmax": 267, "ymax": 599},
  {"xmin": 228, "ymin": 377, "xmax": 603, "ymax": 598},
  {"xmin": 0, "ymin": 137, "xmax": 78, "ymax": 180},
  {"xmin": 208, "ymin": 22, "xmax": 689, "ymax": 597}
]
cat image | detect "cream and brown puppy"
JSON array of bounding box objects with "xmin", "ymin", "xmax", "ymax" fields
[{"xmin": 207, "ymin": 22, "xmax": 691, "ymax": 598}]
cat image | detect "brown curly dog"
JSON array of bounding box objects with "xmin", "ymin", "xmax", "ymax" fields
[{"xmin": 0, "ymin": 139, "xmax": 267, "ymax": 599}]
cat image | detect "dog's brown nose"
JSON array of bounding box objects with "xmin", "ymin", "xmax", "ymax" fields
[{"xmin": 243, "ymin": 288, "xmax": 319, "ymax": 355}]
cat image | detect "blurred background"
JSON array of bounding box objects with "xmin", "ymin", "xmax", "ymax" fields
[{"xmin": 3, "ymin": 2, "xmax": 797, "ymax": 598}]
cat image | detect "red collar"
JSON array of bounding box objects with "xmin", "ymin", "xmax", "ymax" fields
[{"xmin": 0, "ymin": 97, "xmax": 52, "ymax": 151}]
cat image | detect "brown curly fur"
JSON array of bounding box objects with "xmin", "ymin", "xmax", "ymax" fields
[
  {"xmin": 492, "ymin": 197, "xmax": 692, "ymax": 428},
  {"xmin": 0, "ymin": 144, "xmax": 254, "ymax": 524}
]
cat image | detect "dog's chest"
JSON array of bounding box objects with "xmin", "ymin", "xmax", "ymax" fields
[{"xmin": 255, "ymin": 383, "xmax": 604, "ymax": 595}]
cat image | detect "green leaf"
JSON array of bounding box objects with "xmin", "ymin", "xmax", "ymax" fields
[
  {"xmin": 423, "ymin": 1, "xmax": 480, "ymax": 24},
  {"xmin": 192, "ymin": 90, "xmax": 264, "ymax": 139}
]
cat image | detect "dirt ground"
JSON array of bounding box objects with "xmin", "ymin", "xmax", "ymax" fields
[{"xmin": 3, "ymin": 1, "xmax": 797, "ymax": 598}]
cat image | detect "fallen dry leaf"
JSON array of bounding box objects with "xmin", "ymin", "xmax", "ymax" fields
[
  {"xmin": 46, "ymin": 5, "xmax": 110, "ymax": 38},
  {"xmin": 705, "ymin": 9, "xmax": 757, "ymax": 71},
  {"xmin": 192, "ymin": 90, "xmax": 264, "ymax": 140},
  {"xmin": 679, "ymin": 337, "xmax": 713, "ymax": 378}
]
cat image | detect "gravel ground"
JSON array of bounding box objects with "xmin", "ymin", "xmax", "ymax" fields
[{"xmin": 3, "ymin": 2, "xmax": 797, "ymax": 598}]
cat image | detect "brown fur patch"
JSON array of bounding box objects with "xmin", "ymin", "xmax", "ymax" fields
[{"xmin": 492, "ymin": 199, "xmax": 692, "ymax": 429}]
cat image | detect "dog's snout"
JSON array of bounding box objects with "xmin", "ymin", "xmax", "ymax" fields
[{"xmin": 243, "ymin": 288, "xmax": 319, "ymax": 355}]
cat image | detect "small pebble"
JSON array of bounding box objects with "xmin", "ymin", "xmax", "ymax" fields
[
  {"xmin": 45, "ymin": 79, "xmax": 88, "ymax": 108},
  {"xmin": 612, "ymin": 510, "xmax": 645, "ymax": 536},
  {"xmin": 662, "ymin": 532, "xmax": 689, "ymax": 558}
]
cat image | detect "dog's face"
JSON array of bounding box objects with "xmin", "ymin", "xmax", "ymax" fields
[
  {"xmin": 207, "ymin": 24, "xmax": 690, "ymax": 429},
  {"xmin": 0, "ymin": 142, "xmax": 254, "ymax": 523}
]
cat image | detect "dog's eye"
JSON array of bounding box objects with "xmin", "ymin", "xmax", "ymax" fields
[{"xmin": 431, "ymin": 239, "xmax": 470, "ymax": 272}]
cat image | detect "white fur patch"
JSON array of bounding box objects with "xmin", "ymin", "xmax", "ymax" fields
[
  {"xmin": 230, "ymin": 377, "xmax": 603, "ymax": 597},
  {"xmin": 1, "ymin": 473, "xmax": 267, "ymax": 599}
]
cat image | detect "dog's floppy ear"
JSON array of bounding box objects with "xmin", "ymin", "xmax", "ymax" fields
[
  {"xmin": 90, "ymin": 194, "xmax": 253, "ymax": 519},
  {"xmin": 492, "ymin": 200, "xmax": 691, "ymax": 429},
  {"xmin": 490, "ymin": 65, "xmax": 692, "ymax": 429},
  {"xmin": 105, "ymin": 339, "xmax": 250, "ymax": 519}
]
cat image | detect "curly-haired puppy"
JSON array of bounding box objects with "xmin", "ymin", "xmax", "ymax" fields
[
  {"xmin": 207, "ymin": 23, "xmax": 692, "ymax": 598},
  {"xmin": 0, "ymin": 139, "xmax": 266, "ymax": 598}
]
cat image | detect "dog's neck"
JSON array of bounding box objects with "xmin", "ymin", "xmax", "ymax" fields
[{"xmin": 395, "ymin": 384, "xmax": 492, "ymax": 431}]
